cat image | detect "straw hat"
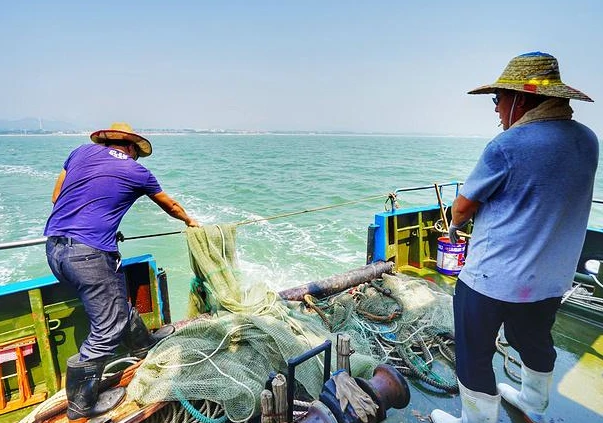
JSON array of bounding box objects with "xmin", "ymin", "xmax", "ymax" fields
[
  {"xmin": 468, "ymin": 51, "xmax": 593, "ymax": 102},
  {"xmin": 90, "ymin": 122, "xmax": 152, "ymax": 157}
]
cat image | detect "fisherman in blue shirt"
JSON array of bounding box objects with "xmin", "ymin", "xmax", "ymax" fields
[{"xmin": 431, "ymin": 52, "xmax": 598, "ymax": 423}]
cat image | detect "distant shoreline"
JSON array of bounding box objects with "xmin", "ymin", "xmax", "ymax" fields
[
  {"xmin": 0, "ymin": 131, "xmax": 492, "ymax": 138},
  {"xmin": 0, "ymin": 133, "xmax": 87, "ymax": 137}
]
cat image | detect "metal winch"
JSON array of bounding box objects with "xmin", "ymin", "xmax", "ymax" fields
[{"xmin": 300, "ymin": 364, "xmax": 410, "ymax": 423}]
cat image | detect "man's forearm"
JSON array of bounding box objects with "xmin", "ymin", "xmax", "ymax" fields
[
  {"xmin": 451, "ymin": 207, "xmax": 474, "ymax": 226},
  {"xmin": 451, "ymin": 195, "xmax": 481, "ymax": 225},
  {"xmin": 150, "ymin": 192, "xmax": 199, "ymax": 227},
  {"xmin": 167, "ymin": 202, "xmax": 195, "ymax": 225}
]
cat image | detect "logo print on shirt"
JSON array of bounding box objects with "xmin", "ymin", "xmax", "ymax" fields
[{"xmin": 109, "ymin": 150, "xmax": 129, "ymax": 160}]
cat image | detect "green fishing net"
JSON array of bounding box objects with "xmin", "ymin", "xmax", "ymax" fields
[
  {"xmin": 301, "ymin": 272, "xmax": 457, "ymax": 393},
  {"xmin": 128, "ymin": 225, "xmax": 380, "ymax": 422}
]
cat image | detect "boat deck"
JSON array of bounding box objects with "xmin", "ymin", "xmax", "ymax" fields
[
  {"xmin": 383, "ymin": 309, "xmax": 603, "ymax": 422},
  {"xmin": 5, "ymin": 263, "xmax": 602, "ymax": 423},
  {"xmin": 9, "ymin": 299, "xmax": 603, "ymax": 423}
]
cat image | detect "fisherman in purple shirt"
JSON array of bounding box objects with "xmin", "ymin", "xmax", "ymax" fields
[{"xmin": 44, "ymin": 122, "xmax": 199, "ymax": 421}]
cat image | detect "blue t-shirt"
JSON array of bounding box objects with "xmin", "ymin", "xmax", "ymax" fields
[
  {"xmin": 458, "ymin": 120, "xmax": 599, "ymax": 302},
  {"xmin": 44, "ymin": 144, "xmax": 162, "ymax": 252}
]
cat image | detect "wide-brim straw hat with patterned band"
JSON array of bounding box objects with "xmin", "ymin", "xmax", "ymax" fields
[
  {"xmin": 90, "ymin": 122, "xmax": 152, "ymax": 157},
  {"xmin": 468, "ymin": 51, "xmax": 593, "ymax": 102}
]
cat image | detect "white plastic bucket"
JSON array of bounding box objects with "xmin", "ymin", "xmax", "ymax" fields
[{"xmin": 436, "ymin": 237, "xmax": 466, "ymax": 275}]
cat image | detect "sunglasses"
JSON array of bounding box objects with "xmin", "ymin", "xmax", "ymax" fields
[{"xmin": 492, "ymin": 94, "xmax": 501, "ymax": 105}]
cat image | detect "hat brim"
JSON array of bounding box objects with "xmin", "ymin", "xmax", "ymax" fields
[
  {"xmin": 468, "ymin": 82, "xmax": 593, "ymax": 102},
  {"xmin": 90, "ymin": 130, "xmax": 152, "ymax": 157}
]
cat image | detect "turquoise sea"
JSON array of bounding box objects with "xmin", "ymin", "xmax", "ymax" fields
[{"xmin": 2, "ymin": 134, "xmax": 603, "ymax": 321}]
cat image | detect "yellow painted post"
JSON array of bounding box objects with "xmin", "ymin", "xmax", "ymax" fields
[{"xmin": 28, "ymin": 289, "xmax": 60, "ymax": 394}]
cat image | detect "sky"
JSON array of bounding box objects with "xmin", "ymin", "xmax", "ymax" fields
[{"xmin": 1, "ymin": 1, "xmax": 602, "ymax": 137}]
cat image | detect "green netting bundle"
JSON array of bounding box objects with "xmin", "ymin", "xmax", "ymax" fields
[
  {"xmin": 381, "ymin": 273, "xmax": 454, "ymax": 334},
  {"xmin": 302, "ymin": 273, "xmax": 457, "ymax": 393},
  {"xmin": 128, "ymin": 225, "xmax": 379, "ymax": 422}
]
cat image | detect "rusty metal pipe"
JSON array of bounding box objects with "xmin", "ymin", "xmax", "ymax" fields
[{"xmin": 278, "ymin": 261, "xmax": 394, "ymax": 301}]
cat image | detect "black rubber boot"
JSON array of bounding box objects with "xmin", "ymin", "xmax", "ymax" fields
[
  {"xmin": 123, "ymin": 308, "xmax": 175, "ymax": 358},
  {"xmin": 66, "ymin": 354, "xmax": 126, "ymax": 422}
]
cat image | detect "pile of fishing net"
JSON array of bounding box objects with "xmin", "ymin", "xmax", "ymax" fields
[
  {"xmin": 307, "ymin": 272, "xmax": 458, "ymax": 393},
  {"xmin": 128, "ymin": 225, "xmax": 379, "ymax": 422},
  {"xmin": 128, "ymin": 224, "xmax": 458, "ymax": 422}
]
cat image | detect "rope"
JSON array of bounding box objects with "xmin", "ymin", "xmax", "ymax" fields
[
  {"xmin": 432, "ymin": 335, "xmax": 455, "ymax": 364},
  {"xmin": 495, "ymin": 330, "xmax": 522, "ymax": 382},
  {"xmin": 293, "ymin": 399, "xmax": 313, "ymax": 409},
  {"xmin": 236, "ymin": 194, "xmax": 387, "ymax": 226},
  {"xmin": 591, "ymin": 274, "xmax": 603, "ymax": 289},
  {"xmin": 183, "ymin": 351, "xmax": 256, "ymax": 423},
  {"xmin": 396, "ymin": 345, "xmax": 458, "ymax": 393},
  {"xmin": 176, "ymin": 394, "xmax": 227, "ymax": 423},
  {"xmin": 153, "ymin": 322, "xmax": 258, "ymax": 422},
  {"xmin": 356, "ymin": 308, "xmax": 400, "ymax": 322},
  {"xmin": 215, "ymin": 225, "xmax": 227, "ymax": 259},
  {"xmin": 0, "ymin": 193, "xmax": 390, "ymax": 251},
  {"xmin": 19, "ymin": 389, "xmax": 67, "ymax": 423},
  {"xmin": 156, "ymin": 324, "xmax": 254, "ymax": 369},
  {"xmin": 352, "ymin": 316, "xmax": 398, "ymax": 334},
  {"xmin": 103, "ymin": 356, "xmax": 141, "ymax": 374},
  {"xmin": 115, "ymin": 193, "xmax": 389, "ymax": 243},
  {"xmin": 148, "ymin": 399, "xmax": 228, "ymax": 423},
  {"xmin": 303, "ymin": 294, "xmax": 333, "ymax": 331}
]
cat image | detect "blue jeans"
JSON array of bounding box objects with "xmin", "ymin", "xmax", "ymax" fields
[
  {"xmin": 46, "ymin": 236, "xmax": 129, "ymax": 361},
  {"xmin": 454, "ymin": 279, "xmax": 560, "ymax": 394}
]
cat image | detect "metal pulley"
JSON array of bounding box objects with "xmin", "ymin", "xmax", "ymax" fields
[{"xmin": 299, "ymin": 364, "xmax": 410, "ymax": 423}]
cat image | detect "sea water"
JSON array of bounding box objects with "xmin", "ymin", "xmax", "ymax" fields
[{"xmin": 2, "ymin": 134, "xmax": 602, "ymax": 320}]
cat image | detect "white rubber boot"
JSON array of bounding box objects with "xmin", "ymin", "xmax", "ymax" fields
[
  {"xmin": 431, "ymin": 381, "xmax": 500, "ymax": 423},
  {"xmin": 498, "ymin": 365, "xmax": 552, "ymax": 423}
]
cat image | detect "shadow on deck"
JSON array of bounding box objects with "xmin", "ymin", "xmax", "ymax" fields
[{"xmin": 383, "ymin": 310, "xmax": 603, "ymax": 422}]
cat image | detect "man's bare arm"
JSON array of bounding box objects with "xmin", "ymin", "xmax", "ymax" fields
[
  {"xmin": 451, "ymin": 194, "xmax": 480, "ymax": 225},
  {"xmin": 51, "ymin": 169, "xmax": 67, "ymax": 204},
  {"xmin": 149, "ymin": 191, "xmax": 199, "ymax": 227}
]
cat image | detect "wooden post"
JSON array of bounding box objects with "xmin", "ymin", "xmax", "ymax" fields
[
  {"xmin": 261, "ymin": 389, "xmax": 275, "ymax": 423},
  {"xmin": 337, "ymin": 334, "xmax": 351, "ymax": 375},
  {"xmin": 272, "ymin": 373, "xmax": 287, "ymax": 423},
  {"xmin": 434, "ymin": 183, "xmax": 449, "ymax": 232}
]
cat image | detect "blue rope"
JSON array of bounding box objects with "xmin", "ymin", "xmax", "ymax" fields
[{"xmin": 175, "ymin": 390, "xmax": 228, "ymax": 423}]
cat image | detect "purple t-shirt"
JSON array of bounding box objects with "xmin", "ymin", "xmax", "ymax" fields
[{"xmin": 44, "ymin": 144, "xmax": 162, "ymax": 252}]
